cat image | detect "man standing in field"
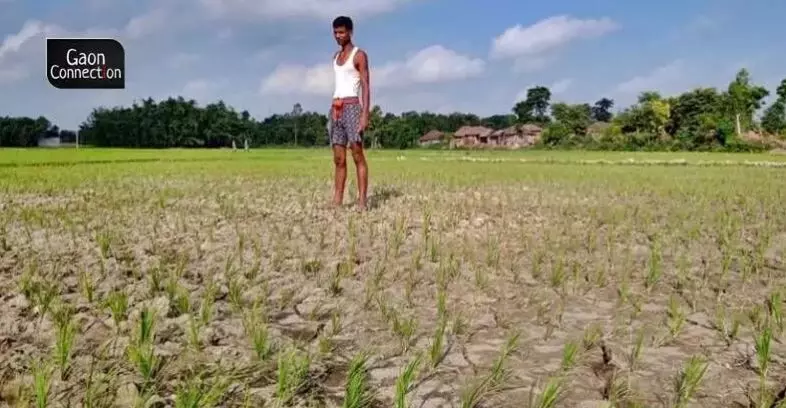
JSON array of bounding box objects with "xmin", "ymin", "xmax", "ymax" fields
[{"xmin": 329, "ymin": 15, "xmax": 370, "ymax": 211}]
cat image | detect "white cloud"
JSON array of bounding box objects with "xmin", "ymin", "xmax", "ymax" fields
[
  {"xmin": 260, "ymin": 63, "xmax": 334, "ymax": 95},
  {"xmin": 614, "ymin": 59, "xmax": 685, "ymax": 95},
  {"xmin": 124, "ymin": 8, "xmax": 169, "ymax": 39},
  {"xmin": 0, "ymin": 20, "xmax": 59, "ymax": 60},
  {"xmin": 491, "ymin": 15, "xmax": 619, "ymax": 59},
  {"xmin": 199, "ymin": 0, "xmax": 416, "ymax": 20},
  {"xmin": 0, "ymin": 11, "xmax": 169, "ymax": 64},
  {"xmin": 182, "ymin": 79, "xmax": 223, "ymax": 100},
  {"xmin": 379, "ymin": 45, "xmax": 485, "ymax": 85},
  {"xmin": 260, "ymin": 44, "xmax": 484, "ymax": 95},
  {"xmin": 550, "ymin": 78, "xmax": 572, "ymax": 94}
]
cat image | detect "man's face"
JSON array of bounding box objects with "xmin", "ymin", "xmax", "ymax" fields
[{"xmin": 333, "ymin": 26, "xmax": 351, "ymax": 46}]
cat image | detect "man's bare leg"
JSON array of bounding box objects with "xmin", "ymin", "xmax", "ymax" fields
[
  {"xmin": 349, "ymin": 142, "xmax": 368, "ymax": 210},
  {"xmin": 332, "ymin": 145, "xmax": 347, "ymax": 207}
]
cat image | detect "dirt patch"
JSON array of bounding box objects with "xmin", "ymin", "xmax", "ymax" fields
[{"xmin": 1, "ymin": 167, "xmax": 786, "ymax": 407}]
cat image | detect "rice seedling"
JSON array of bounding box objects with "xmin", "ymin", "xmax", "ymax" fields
[
  {"xmin": 83, "ymin": 356, "xmax": 118, "ymax": 408},
  {"xmin": 173, "ymin": 374, "xmax": 230, "ymax": 408},
  {"xmin": 31, "ymin": 358, "xmax": 53, "ymax": 408},
  {"xmin": 560, "ymin": 340, "xmax": 580, "ymax": 373},
  {"xmin": 713, "ymin": 303, "xmax": 741, "ymax": 346},
  {"xmin": 79, "ymin": 269, "xmax": 96, "ymax": 303},
  {"xmin": 104, "ymin": 289, "xmax": 129, "ymax": 332},
  {"xmin": 4, "ymin": 149, "xmax": 786, "ymax": 407},
  {"xmin": 528, "ymin": 377, "xmax": 564, "ymax": 408},
  {"xmin": 672, "ymin": 355, "xmax": 708, "ymax": 408},
  {"xmin": 274, "ymin": 347, "xmax": 311, "ymax": 406},
  {"xmin": 628, "ymin": 327, "xmax": 645, "ymax": 372},
  {"xmin": 459, "ymin": 331, "xmax": 520, "ymax": 408},
  {"xmin": 127, "ymin": 306, "xmax": 161, "ymax": 392},
  {"xmin": 394, "ymin": 353, "xmax": 423, "ymax": 408},
  {"xmin": 342, "ymin": 352, "xmax": 375, "ymax": 408},
  {"xmin": 582, "ymin": 323, "xmax": 603, "ymax": 351},
  {"xmin": 428, "ymin": 316, "xmax": 448, "ymax": 369},
  {"xmin": 243, "ymin": 301, "xmax": 274, "ymax": 361},
  {"xmin": 754, "ymin": 325, "xmax": 772, "ymax": 382},
  {"xmin": 52, "ymin": 303, "xmax": 76, "ymax": 378},
  {"xmin": 665, "ymin": 295, "xmax": 686, "ymax": 341}
]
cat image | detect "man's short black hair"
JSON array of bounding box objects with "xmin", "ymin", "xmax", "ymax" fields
[{"xmin": 332, "ymin": 16, "xmax": 353, "ymax": 30}]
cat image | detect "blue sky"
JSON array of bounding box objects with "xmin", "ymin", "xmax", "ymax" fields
[{"xmin": 0, "ymin": 0, "xmax": 784, "ymax": 130}]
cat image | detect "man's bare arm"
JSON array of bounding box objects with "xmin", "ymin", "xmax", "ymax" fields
[{"xmin": 356, "ymin": 50, "xmax": 370, "ymax": 117}]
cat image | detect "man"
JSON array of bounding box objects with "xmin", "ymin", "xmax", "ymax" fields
[{"xmin": 329, "ymin": 15, "xmax": 370, "ymax": 211}]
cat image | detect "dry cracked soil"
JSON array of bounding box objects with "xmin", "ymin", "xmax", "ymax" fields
[{"xmin": 1, "ymin": 158, "xmax": 786, "ymax": 408}]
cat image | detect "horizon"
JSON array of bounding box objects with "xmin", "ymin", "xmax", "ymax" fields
[{"xmin": 1, "ymin": 0, "xmax": 784, "ymax": 130}]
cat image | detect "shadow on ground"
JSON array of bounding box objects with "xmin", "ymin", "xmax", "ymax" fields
[{"xmin": 368, "ymin": 185, "xmax": 402, "ymax": 210}]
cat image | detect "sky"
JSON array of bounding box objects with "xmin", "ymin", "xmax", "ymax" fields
[{"xmin": 0, "ymin": 0, "xmax": 784, "ymax": 130}]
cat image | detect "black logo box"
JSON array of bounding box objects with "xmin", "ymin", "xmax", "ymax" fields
[{"xmin": 46, "ymin": 38, "xmax": 125, "ymax": 89}]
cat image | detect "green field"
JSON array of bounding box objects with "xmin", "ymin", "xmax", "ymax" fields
[{"xmin": 1, "ymin": 148, "xmax": 786, "ymax": 407}]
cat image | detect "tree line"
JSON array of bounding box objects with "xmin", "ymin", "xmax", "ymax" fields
[{"xmin": 1, "ymin": 68, "xmax": 784, "ymax": 151}]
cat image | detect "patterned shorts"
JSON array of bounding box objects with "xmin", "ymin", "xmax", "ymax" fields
[{"xmin": 328, "ymin": 102, "xmax": 363, "ymax": 146}]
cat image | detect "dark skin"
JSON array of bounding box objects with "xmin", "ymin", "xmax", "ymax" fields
[{"xmin": 331, "ymin": 24, "xmax": 369, "ymax": 211}]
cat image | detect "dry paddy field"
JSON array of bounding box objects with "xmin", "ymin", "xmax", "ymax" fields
[{"xmin": 2, "ymin": 148, "xmax": 786, "ymax": 408}]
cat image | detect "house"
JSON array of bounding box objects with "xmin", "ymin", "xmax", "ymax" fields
[
  {"xmin": 452, "ymin": 126, "xmax": 494, "ymax": 148},
  {"xmin": 419, "ymin": 130, "xmax": 445, "ymax": 146},
  {"xmin": 450, "ymin": 124, "xmax": 542, "ymax": 149},
  {"xmin": 490, "ymin": 126, "xmax": 519, "ymax": 147},
  {"xmin": 515, "ymin": 124, "xmax": 543, "ymax": 147}
]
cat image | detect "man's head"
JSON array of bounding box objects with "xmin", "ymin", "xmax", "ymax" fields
[{"xmin": 332, "ymin": 16, "xmax": 353, "ymax": 46}]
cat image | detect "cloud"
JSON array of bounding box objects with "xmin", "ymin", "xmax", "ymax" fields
[
  {"xmin": 260, "ymin": 44, "xmax": 484, "ymax": 95},
  {"xmin": 123, "ymin": 8, "xmax": 169, "ymax": 39},
  {"xmin": 198, "ymin": 0, "xmax": 416, "ymax": 20},
  {"xmin": 0, "ymin": 11, "xmax": 170, "ymax": 64},
  {"xmin": 491, "ymin": 15, "xmax": 619, "ymax": 59},
  {"xmin": 259, "ymin": 63, "xmax": 335, "ymax": 95},
  {"xmin": 380, "ymin": 45, "xmax": 485, "ymax": 85},
  {"xmin": 614, "ymin": 59, "xmax": 685, "ymax": 95},
  {"xmin": 550, "ymin": 78, "xmax": 572, "ymax": 94},
  {"xmin": 0, "ymin": 20, "xmax": 59, "ymax": 60},
  {"xmin": 182, "ymin": 79, "xmax": 224, "ymax": 100}
]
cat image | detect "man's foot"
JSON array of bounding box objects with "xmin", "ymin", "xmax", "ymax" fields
[{"xmin": 357, "ymin": 199, "xmax": 367, "ymax": 212}]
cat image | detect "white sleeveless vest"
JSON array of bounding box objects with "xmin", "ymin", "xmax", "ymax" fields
[{"xmin": 333, "ymin": 47, "xmax": 361, "ymax": 99}]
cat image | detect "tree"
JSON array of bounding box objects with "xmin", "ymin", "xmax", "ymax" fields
[
  {"xmin": 777, "ymin": 78, "xmax": 786, "ymax": 101},
  {"xmin": 366, "ymin": 105, "xmax": 384, "ymax": 148},
  {"xmin": 591, "ymin": 98, "xmax": 614, "ymax": 122},
  {"xmin": 291, "ymin": 103, "xmax": 303, "ymax": 145},
  {"xmin": 480, "ymin": 114, "xmax": 516, "ymax": 129},
  {"xmin": 615, "ymin": 92, "xmax": 670, "ymax": 136},
  {"xmin": 725, "ymin": 68, "xmax": 768, "ymax": 135},
  {"xmin": 668, "ymin": 88, "xmax": 723, "ymax": 138},
  {"xmin": 761, "ymin": 101, "xmax": 785, "ymax": 135},
  {"xmin": 761, "ymin": 78, "xmax": 786, "ymax": 135},
  {"xmin": 551, "ymin": 102, "xmax": 592, "ymax": 136},
  {"xmin": 3, "ymin": 65, "xmax": 778, "ymax": 151},
  {"xmin": 513, "ymin": 86, "xmax": 551, "ymax": 124}
]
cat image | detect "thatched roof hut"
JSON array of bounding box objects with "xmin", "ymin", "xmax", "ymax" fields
[
  {"xmin": 520, "ymin": 124, "xmax": 543, "ymax": 136},
  {"xmin": 419, "ymin": 130, "xmax": 444, "ymax": 142},
  {"xmin": 454, "ymin": 126, "xmax": 494, "ymax": 138}
]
